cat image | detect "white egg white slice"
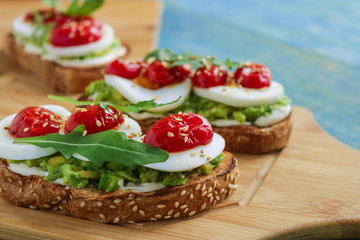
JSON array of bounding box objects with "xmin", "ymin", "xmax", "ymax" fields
[
  {"xmin": 144, "ymin": 133, "xmax": 225, "ymax": 172},
  {"xmin": 12, "ymin": 15, "xmax": 35, "ymax": 38},
  {"xmin": 193, "ymin": 81, "xmax": 284, "ymax": 107},
  {"xmin": 73, "ymin": 116, "xmax": 142, "ymax": 161},
  {"xmin": 44, "ymin": 23, "xmax": 114, "ymax": 57},
  {"xmin": 42, "ymin": 46, "xmax": 126, "ymax": 67},
  {"xmin": 105, "ymin": 74, "xmax": 191, "ymax": 112},
  {"xmin": 254, "ymin": 104, "xmax": 292, "ymax": 127},
  {"xmin": 0, "ymin": 105, "xmax": 71, "ymax": 160}
]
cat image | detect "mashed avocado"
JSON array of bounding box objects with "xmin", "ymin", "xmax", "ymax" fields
[
  {"xmin": 7, "ymin": 153, "xmax": 225, "ymax": 192},
  {"xmin": 85, "ymin": 81, "xmax": 291, "ymax": 123}
]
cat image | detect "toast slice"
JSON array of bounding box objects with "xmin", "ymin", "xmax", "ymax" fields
[
  {"xmin": 6, "ymin": 34, "xmax": 126, "ymax": 93},
  {"xmin": 0, "ymin": 151, "xmax": 239, "ymax": 224}
]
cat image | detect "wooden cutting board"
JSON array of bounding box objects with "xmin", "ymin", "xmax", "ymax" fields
[{"xmin": 1, "ymin": 1, "xmax": 360, "ymax": 239}]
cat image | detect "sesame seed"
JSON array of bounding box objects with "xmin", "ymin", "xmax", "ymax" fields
[
  {"xmin": 210, "ymin": 196, "xmax": 214, "ymax": 203},
  {"xmin": 96, "ymin": 202, "xmax": 103, "ymax": 207},
  {"xmin": 220, "ymin": 189, "xmax": 225, "ymax": 194},
  {"xmin": 182, "ymin": 126, "xmax": 189, "ymax": 132},
  {"xmin": 128, "ymin": 201, "xmax": 135, "ymax": 206},
  {"xmin": 181, "ymin": 190, "xmax": 187, "ymax": 196},
  {"xmin": 43, "ymin": 204, "xmax": 50, "ymax": 209},
  {"xmin": 191, "ymin": 152, "xmax": 197, "ymax": 157},
  {"xmin": 184, "ymin": 208, "xmax": 189, "ymax": 213},
  {"xmin": 207, "ymin": 156, "xmax": 212, "ymax": 160},
  {"xmin": 42, "ymin": 122, "xmax": 48, "ymax": 127},
  {"xmin": 18, "ymin": 180, "xmax": 23, "ymax": 186},
  {"xmin": 189, "ymin": 211, "xmax": 196, "ymax": 216},
  {"xmin": 177, "ymin": 56, "xmax": 182, "ymax": 60},
  {"xmin": 200, "ymin": 154, "xmax": 206, "ymax": 157},
  {"xmin": 53, "ymin": 207, "xmax": 58, "ymax": 211},
  {"xmin": 175, "ymin": 202, "xmax": 179, "ymax": 208},
  {"xmin": 128, "ymin": 221, "xmax": 135, "ymax": 224},
  {"xmin": 69, "ymin": 195, "xmax": 73, "ymax": 200},
  {"xmin": 139, "ymin": 210, "xmax": 145, "ymax": 216},
  {"xmin": 214, "ymin": 191, "xmax": 219, "ymax": 195},
  {"xmin": 23, "ymin": 128, "xmax": 30, "ymax": 133},
  {"xmin": 114, "ymin": 199, "xmax": 121, "ymax": 204},
  {"xmin": 178, "ymin": 111, "xmax": 183, "ymax": 115},
  {"xmin": 184, "ymin": 136, "xmax": 189, "ymax": 143},
  {"xmin": 167, "ymin": 132, "xmax": 174, "ymax": 137},
  {"xmin": 7, "ymin": 177, "xmax": 12, "ymax": 183},
  {"xmin": 180, "ymin": 204, "xmax": 187, "ymax": 209},
  {"xmin": 225, "ymin": 190, "xmax": 228, "ymax": 195},
  {"xmin": 109, "ymin": 205, "xmax": 116, "ymax": 209},
  {"xmin": 214, "ymin": 181, "xmax": 217, "ymax": 188},
  {"xmin": 168, "ymin": 209, "xmax": 174, "ymax": 215},
  {"xmin": 195, "ymin": 184, "xmax": 201, "ymax": 190},
  {"xmin": 132, "ymin": 205, "xmax": 138, "ymax": 212},
  {"xmin": 180, "ymin": 133, "xmax": 187, "ymax": 137},
  {"xmin": 155, "ymin": 214, "xmax": 162, "ymax": 218},
  {"xmin": 99, "ymin": 214, "xmax": 105, "ymax": 219},
  {"xmin": 96, "ymin": 119, "xmax": 102, "ymax": 127},
  {"xmin": 32, "ymin": 193, "xmax": 38, "ymax": 198},
  {"xmin": 226, "ymin": 173, "xmax": 230, "ymax": 181},
  {"xmin": 128, "ymin": 194, "xmax": 135, "ymax": 200},
  {"xmin": 151, "ymin": 217, "xmax": 157, "ymax": 221},
  {"xmin": 208, "ymin": 187, "xmax": 213, "ymax": 193},
  {"xmin": 213, "ymin": 200, "xmax": 217, "ymax": 205},
  {"xmin": 29, "ymin": 205, "xmax": 37, "ymax": 209},
  {"xmin": 183, "ymin": 113, "xmax": 189, "ymax": 117},
  {"xmin": 58, "ymin": 206, "xmax": 63, "ymax": 210},
  {"xmin": 126, "ymin": 125, "xmax": 131, "ymax": 129},
  {"xmin": 83, "ymin": 130, "xmax": 87, "ymax": 136},
  {"xmin": 80, "ymin": 202, "xmax": 85, "ymax": 207},
  {"xmin": 157, "ymin": 204, "xmax": 165, "ymax": 208},
  {"xmin": 62, "ymin": 200, "xmax": 67, "ymax": 204},
  {"xmin": 174, "ymin": 117, "xmax": 183, "ymax": 122},
  {"xmin": 51, "ymin": 201, "xmax": 58, "ymax": 205},
  {"xmin": 207, "ymin": 193, "xmax": 213, "ymax": 198},
  {"xmin": 201, "ymin": 202, "xmax": 206, "ymax": 210},
  {"xmin": 81, "ymin": 109, "xmax": 87, "ymax": 112},
  {"xmin": 18, "ymin": 188, "xmax": 23, "ymax": 194},
  {"xmin": 215, "ymin": 196, "xmax": 220, "ymax": 201},
  {"xmin": 174, "ymin": 212, "xmax": 180, "ymax": 217},
  {"xmin": 164, "ymin": 216, "xmax": 171, "ymax": 219},
  {"xmin": 190, "ymin": 194, "xmax": 194, "ymax": 199},
  {"xmin": 113, "ymin": 217, "xmax": 120, "ymax": 223},
  {"xmin": 57, "ymin": 196, "xmax": 62, "ymax": 201},
  {"xmin": 230, "ymin": 173, "xmax": 234, "ymax": 182},
  {"xmin": 50, "ymin": 115, "xmax": 55, "ymax": 121},
  {"xmin": 38, "ymin": 178, "xmax": 42, "ymax": 183},
  {"xmin": 202, "ymin": 185, "xmax": 206, "ymax": 192}
]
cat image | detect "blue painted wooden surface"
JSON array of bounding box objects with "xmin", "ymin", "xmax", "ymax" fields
[{"xmin": 158, "ymin": 0, "xmax": 360, "ymax": 150}]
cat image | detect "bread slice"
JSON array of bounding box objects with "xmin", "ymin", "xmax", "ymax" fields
[
  {"xmin": 5, "ymin": 34, "xmax": 127, "ymax": 93},
  {"xmin": 136, "ymin": 113, "xmax": 293, "ymax": 154},
  {"xmin": 0, "ymin": 151, "xmax": 239, "ymax": 224}
]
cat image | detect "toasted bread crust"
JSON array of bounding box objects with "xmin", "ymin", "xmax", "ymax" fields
[
  {"xmin": 136, "ymin": 113, "xmax": 293, "ymax": 154},
  {"xmin": 0, "ymin": 152, "xmax": 239, "ymax": 224},
  {"xmin": 6, "ymin": 34, "xmax": 126, "ymax": 93}
]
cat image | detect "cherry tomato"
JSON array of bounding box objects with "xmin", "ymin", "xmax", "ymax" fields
[
  {"xmin": 106, "ymin": 59, "xmax": 143, "ymax": 79},
  {"xmin": 8, "ymin": 107, "xmax": 62, "ymax": 138},
  {"xmin": 144, "ymin": 61, "xmax": 192, "ymax": 86},
  {"xmin": 192, "ymin": 65, "xmax": 229, "ymax": 88},
  {"xmin": 24, "ymin": 9, "xmax": 60, "ymax": 24},
  {"xmin": 234, "ymin": 63, "xmax": 272, "ymax": 89},
  {"xmin": 64, "ymin": 105, "xmax": 124, "ymax": 135},
  {"xmin": 50, "ymin": 17, "xmax": 102, "ymax": 47},
  {"xmin": 144, "ymin": 113, "xmax": 213, "ymax": 153}
]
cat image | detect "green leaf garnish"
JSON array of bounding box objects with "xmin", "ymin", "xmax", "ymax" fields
[
  {"xmin": 30, "ymin": 11, "xmax": 54, "ymax": 47},
  {"xmin": 144, "ymin": 48, "xmax": 179, "ymax": 62},
  {"xmin": 66, "ymin": 0, "xmax": 104, "ymax": 17},
  {"xmin": 14, "ymin": 125, "xmax": 169, "ymax": 167},
  {"xmin": 42, "ymin": 0, "xmax": 60, "ymax": 8},
  {"xmin": 48, "ymin": 95, "xmax": 180, "ymax": 112}
]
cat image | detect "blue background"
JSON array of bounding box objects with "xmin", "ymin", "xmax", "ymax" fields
[{"xmin": 158, "ymin": 0, "xmax": 360, "ymax": 150}]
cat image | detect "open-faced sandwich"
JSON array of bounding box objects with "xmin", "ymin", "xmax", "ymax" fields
[
  {"xmin": 0, "ymin": 100, "xmax": 239, "ymax": 224},
  {"xmin": 84, "ymin": 49, "xmax": 293, "ymax": 153},
  {"xmin": 7, "ymin": 0, "xmax": 127, "ymax": 93}
]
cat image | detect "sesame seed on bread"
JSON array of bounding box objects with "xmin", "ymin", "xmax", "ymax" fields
[
  {"xmin": 6, "ymin": 34, "xmax": 127, "ymax": 93},
  {"xmin": 0, "ymin": 151, "xmax": 239, "ymax": 224}
]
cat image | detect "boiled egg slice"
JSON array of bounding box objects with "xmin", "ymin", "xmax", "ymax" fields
[
  {"xmin": 44, "ymin": 23, "xmax": 115, "ymax": 57},
  {"xmin": 193, "ymin": 81, "xmax": 284, "ymax": 107},
  {"xmin": 105, "ymin": 74, "xmax": 191, "ymax": 112},
  {"xmin": 144, "ymin": 133, "xmax": 225, "ymax": 172},
  {"xmin": 0, "ymin": 105, "xmax": 71, "ymax": 160}
]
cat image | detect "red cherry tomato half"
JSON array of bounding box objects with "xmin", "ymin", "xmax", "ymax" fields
[
  {"xmin": 234, "ymin": 63, "xmax": 272, "ymax": 89},
  {"xmin": 24, "ymin": 9, "xmax": 60, "ymax": 24},
  {"xmin": 64, "ymin": 105, "xmax": 124, "ymax": 135},
  {"xmin": 143, "ymin": 113, "xmax": 213, "ymax": 153},
  {"xmin": 192, "ymin": 65, "xmax": 229, "ymax": 88},
  {"xmin": 8, "ymin": 106, "xmax": 62, "ymax": 138},
  {"xmin": 105, "ymin": 59, "xmax": 143, "ymax": 79},
  {"xmin": 144, "ymin": 61, "xmax": 192, "ymax": 86},
  {"xmin": 51, "ymin": 17, "xmax": 103, "ymax": 47}
]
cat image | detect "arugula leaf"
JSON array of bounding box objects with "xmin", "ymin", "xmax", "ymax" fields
[
  {"xmin": 30, "ymin": 11, "xmax": 54, "ymax": 47},
  {"xmin": 48, "ymin": 95, "xmax": 180, "ymax": 112},
  {"xmin": 42, "ymin": 0, "xmax": 59, "ymax": 8},
  {"xmin": 14, "ymin": 125, "xmax": 169, "ymax": 167},
  {"xmin": 66, "ymin": 0, "xmax": 104, "ymax": 17},
  {"xmin": 144, "ymin": 48, "xmax": 179, "ymax": 62}
]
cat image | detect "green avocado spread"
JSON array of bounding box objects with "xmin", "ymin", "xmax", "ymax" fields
[
  {"xmin": 7, "ymin": 153, "xmax": 225, "ymax": 192},
  {"xmin": 85, "ymin": 80, "xmax": 291, "ymax": 123}
]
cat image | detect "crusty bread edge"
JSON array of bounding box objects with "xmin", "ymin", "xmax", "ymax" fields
[
  {"xmin": 5, "ymin": 34, "xmax": 128, "ymax": 93},
  {"xmin": 136, "ymin": 113, "xmax": 293, "ymax": 154},
  {"xmin": 0, "ymin": 151, "xmax": 239, "ymax": 224}
]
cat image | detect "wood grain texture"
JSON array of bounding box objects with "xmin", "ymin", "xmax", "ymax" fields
[{"xmin": 1, "ymin": 1, "xmax": 360, "ymax": 239}]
